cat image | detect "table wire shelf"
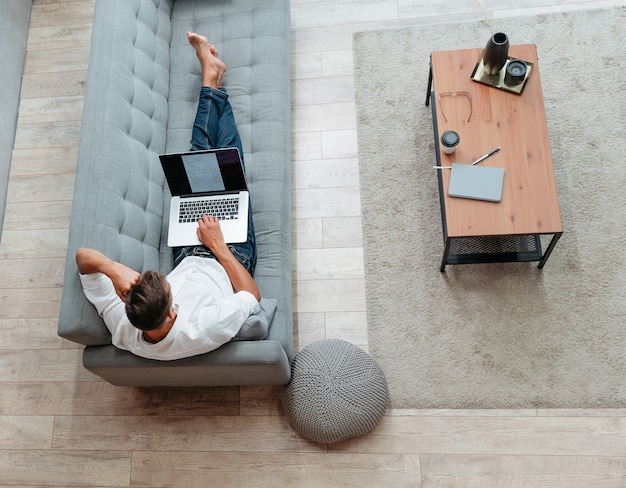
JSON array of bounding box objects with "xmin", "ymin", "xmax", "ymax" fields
[{"xmin": 449, "ymin": 235, "xmax": 539, "ymax": 256}]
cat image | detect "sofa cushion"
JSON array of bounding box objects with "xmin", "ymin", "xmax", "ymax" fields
[
  {"xmin": 165, "ymin": 0, "xmax": 292, "ymax": 354},
  {"xmin": 234, "ymin": 298, "xmax": 277, "ymax": 341}
]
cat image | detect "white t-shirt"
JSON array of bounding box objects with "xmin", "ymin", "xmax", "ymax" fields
[{"xmin": 80, "ymin": 256, "xmax": 260, "ymax": 360}]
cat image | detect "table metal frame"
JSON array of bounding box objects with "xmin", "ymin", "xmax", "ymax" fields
[{"xmin": 425, "ymin": 52, "xmax": 562, "ymax": 272}]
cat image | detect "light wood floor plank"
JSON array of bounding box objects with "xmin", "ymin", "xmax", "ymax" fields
[
  {"xmin": 292, "ymin": 158, "xmax": 359, "ymax": 190},
  {"xmin": 0, "ymin": 382, "xmax": 240, "ymax": 416},
  {"xmin": 292, "ymin": 102, "xmax": 356, "ymax": 133},
  {"xmin": 0, "ymin": 229, "xmax": 69, "ymax": 259},
  {"xmin": 239, "ymin": 385, "xmax": 286, "ymax": 416},
  {"xmin": 131, "ymin": 451, "xmax": 421, "ymax": 488},
  {"xmin": 323, "ymin": 216, "xmax": 363, "ymax": 247},
  {"xmin": 2, "ymin": 201, "xmax": 72, "ymax": 231},
  {"xmin": 293, "ymin": 186, "xmax": 362, "ymax": 219},
  {"xmin": 30, "ymin": 0, "xmax": 95, "ymax": 28},
  {"xmin": 17, "ymin": 95, "xmax": 85, "ymax": 124},
  {"xmin": 6, "ymin": 173, "xmax": 76, "ymax": 203},
  {"xmin": 0, "ymin": 450, "xmax": 130, "ymax": 487},
  {"xmin": 291, "ymin": 0, "xmax": 399, "ymax": 29},
  {"xmin": 27, "ymin": 22, "xmax": 93, "ymax": 50},
  {"xmin": 325, "ymin": 311, "xmax": 369, "ymax": 347},
  {"xmin": 291, "ymin": 22, "xmax": 358, "ymax": 54},
  {"xmin": 0, "ymin": 257, "xmax": 65, "ymax": 289},
  {"xmin": 293, "ymin": 217, "xmax": 324, "ymax": 249},
  {"xmin": 24, "ymin": 46, "xmax": 91, "ymax": 75},
  {"xmin": 13, "ymin": 120, "xmax": 81, "ymax": 149},
  {"xmin": 420, "ymin": 454, "xmax": 626, "ymax": 488},
  {"xmin": 292, "ymin": 216, "xmax": 363, "ymax": 249},
  {"xmin": 386, "ymin": 409, "xmax": 539, "ymax": 417},
  {"xmin": 295, "ymin": 248, "xmax": 364, "ymax": 280},
  {"xmin": 295, "ymin": 278, "xmax": 366, "ymax": 313},
  {"xmin": 0, "ymin": 416, "xmax": 53, "ymax": 450},
  {"xmin": 20, "ymin": 70, "xmax": 89, "ymax": 99},
  {"xmin": 0, "ymin": 349, "xmax": 96, "ymax": 382},
  {"xmin": 0, "ymin": 287, "xmax": 61, "ymax": 319},
  {"xmin": 291, "ymin": 51, "xmax": 322, "ymax": 79},
  {"xmin": 397, "ymin": 0, "xmax": 490, "ymax": 19},
  {"xmin": 322, "ymin": 48, "xmax": 354, "ymax": 77},
  {"xmin": 52, "ymin": 415, "xmax": 323, "ymax": 452},
  {"xmin": 292, "ymin": 130, "xmax": 322, "ymax": 161},
  {"xmin": 538, "ymin": 409, "xmax": 626, "ymax": 417},
  {"xmin": 331, "ymin": 415, "xmax": 626, "ymax": 457},
  {"xmin": 9, "ymin": 146, "xmax": 78, "ymax": 176},
  {"xmin": 292, "ymin": 75, "xmax": 355, "ymax": 106},
  {"xmin": 293, "ymin": 311, "xmax": 326, "ymax": 350},
  {"xmin": 322, "ymin": 128, "xmax": 358, "ymax": 159},
  {"xmin": 0, "ymin": 317, "xmax": 62, "ymax": 349}
]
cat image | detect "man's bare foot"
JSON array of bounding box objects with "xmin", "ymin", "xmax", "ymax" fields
[{"xmin": 187, "ymin": 31, "xmax": 226, "ymax": 88}]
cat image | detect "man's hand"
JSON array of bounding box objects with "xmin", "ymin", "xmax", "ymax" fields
[
  {"xmin": 109, "ymin": 263, "xmax": 141, "ymax": 301},
  {"xmin": 196, "ymin": 215, "xmax": 261, "ymax": 301},
  {"xmin": 197, "ymin": 215, "xmax": 229, "ymax": 256},
  {"xmin": 76, "ymin": 247, "xmax": 140, "ymax": 301}
]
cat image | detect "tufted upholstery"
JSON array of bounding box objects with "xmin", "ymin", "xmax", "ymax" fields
[{"xmin": 58, "ymin": 0, "xmax": 293, "ymax": 386}]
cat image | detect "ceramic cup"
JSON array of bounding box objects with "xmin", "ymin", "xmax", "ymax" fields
[
  {"xmin": 504, "ymin": 59, "xmax": 527, "ymax": 86},
  {"xmin": 441, "ymin": 130, "xmax": 460, "ymax": 155}
]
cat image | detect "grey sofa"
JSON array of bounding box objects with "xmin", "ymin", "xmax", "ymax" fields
[{"xmin": 58, "ymin": 0, "xmax": 293, "ymax": 386}]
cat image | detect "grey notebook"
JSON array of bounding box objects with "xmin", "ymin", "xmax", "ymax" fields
[{"xmin": 448, "ymin": 163, "xmax": 505, "ymax": 202}]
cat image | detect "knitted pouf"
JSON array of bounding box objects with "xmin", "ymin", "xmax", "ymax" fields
[{"xmin": 282, "ymin": 339, "xmax": 389, "ymax": 443}]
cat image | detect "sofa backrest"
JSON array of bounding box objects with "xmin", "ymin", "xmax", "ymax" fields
[{"xmin": 59, "ymin": 0, "xmax": 174, "ymax": 345}]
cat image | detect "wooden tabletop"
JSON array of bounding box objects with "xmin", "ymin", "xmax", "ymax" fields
[{"xmin": 431, "ymin": 45, "xmax": 562, "ymax": 238}]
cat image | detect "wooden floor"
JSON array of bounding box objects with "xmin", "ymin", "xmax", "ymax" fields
[{"xmin": 1, "ymin": 0, "xmax": 625, "ymax": 486}]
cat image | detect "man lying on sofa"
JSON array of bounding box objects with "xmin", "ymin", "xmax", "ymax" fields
[{"xmin": 76, "ymin": 33, "xmax": 266, "ymax": 361}]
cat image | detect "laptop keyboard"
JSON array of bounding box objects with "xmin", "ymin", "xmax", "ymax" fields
[{"xmin": 178, "ymin": 196, "xmax": 240, "ymax": 223}]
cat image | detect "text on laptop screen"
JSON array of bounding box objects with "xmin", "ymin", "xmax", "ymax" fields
[{"xmin": 182, "ymin": 152, "xmax": 225, "ymax": 193}]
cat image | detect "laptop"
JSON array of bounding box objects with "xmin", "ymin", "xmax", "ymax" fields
[
  {"xmin": 447, "ymin": 163, "xmax": 505, "ymax": 202},
  {"xmin": 159, "ymin": 148, "xmax": 249, "ymax": 247}
]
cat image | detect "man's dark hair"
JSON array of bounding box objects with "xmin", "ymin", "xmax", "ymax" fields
[{"xmin": 125, "ymin": 271, "xmax": 171, "ymax": 331}]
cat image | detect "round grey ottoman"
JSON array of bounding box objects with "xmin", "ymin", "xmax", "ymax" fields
[{"xmin": 282, "ymin": 339, "xmax": 389, "ymax": 443}]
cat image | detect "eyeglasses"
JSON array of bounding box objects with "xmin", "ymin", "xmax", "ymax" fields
[{"xmin": 438, "ymin": 91, "xmax": 472, "ymax": 123}]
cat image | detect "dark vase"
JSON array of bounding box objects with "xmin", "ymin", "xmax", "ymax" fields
[{"xmin": 482, "ymin": 32, "xmax": 509, "ymax": 76}]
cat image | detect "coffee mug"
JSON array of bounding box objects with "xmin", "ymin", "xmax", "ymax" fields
[{"xmin": 441, "ymin": 130, "xmax": 460, "ymax": 155}]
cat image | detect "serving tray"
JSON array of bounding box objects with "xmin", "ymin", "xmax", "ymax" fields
[{"xmin": 471, "ymin": 52, "xmax": 534, "ymax": 95}]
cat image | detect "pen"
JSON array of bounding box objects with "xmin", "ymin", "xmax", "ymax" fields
[
  {"xmin": 433, "ymin": 146, "xmax": 501, "ymax": 169},
  {"xmin": 472, "ymin": 146, "xmax": 501, "ymax": 165}
]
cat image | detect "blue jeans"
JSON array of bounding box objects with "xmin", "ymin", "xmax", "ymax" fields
[{"xmin": 172, "ymin": 86, "xmax": 256, "ymax": 274}]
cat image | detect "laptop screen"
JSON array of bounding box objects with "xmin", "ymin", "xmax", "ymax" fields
[
  {"xmin": 160, "ymin": 148, "xmax": 247, "ymax": 197},
  {"xmin": 182, "ymin": 152, "xmax": 224, "ymax": 193}
]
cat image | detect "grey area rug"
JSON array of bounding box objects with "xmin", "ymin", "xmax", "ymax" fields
[{"xmin": 354, "ymin": 7, "xmax": 626, "ymax": 408}]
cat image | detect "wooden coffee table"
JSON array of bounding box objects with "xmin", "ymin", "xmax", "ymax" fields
[{"xmin": 426, "ymin": 44, "xmax": 562, "ymax": 271}]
